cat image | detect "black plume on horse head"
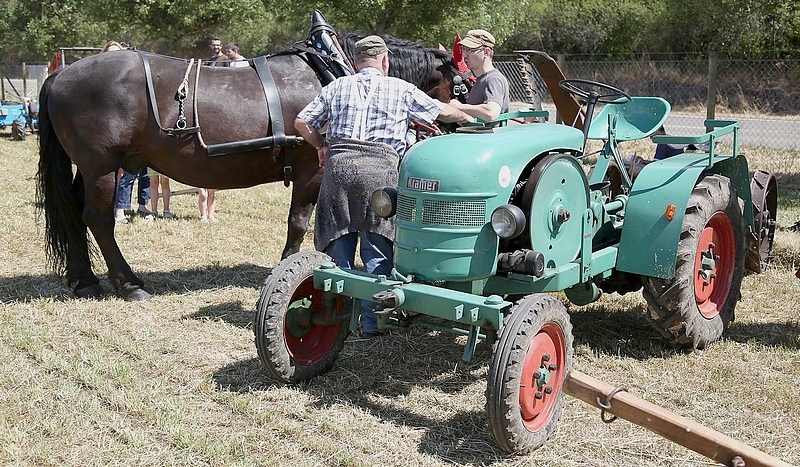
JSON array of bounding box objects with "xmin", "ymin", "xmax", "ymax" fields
[{"xmin": 338, "ymin": 32, "xmax": 454, "ymax": 93}]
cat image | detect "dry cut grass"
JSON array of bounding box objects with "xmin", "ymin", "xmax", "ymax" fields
[{"xmin": 1, "ymin": 127, "xmax": 798, "ymax": 467}]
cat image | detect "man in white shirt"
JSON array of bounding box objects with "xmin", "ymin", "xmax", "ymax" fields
[{"xmin": 225, "ymin": 43, "xmax": 249, "ymax": 68}]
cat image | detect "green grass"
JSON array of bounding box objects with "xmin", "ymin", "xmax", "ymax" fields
[{"xmin": 1, "ymin": 127, "xmax": 798, "ymax": 466}]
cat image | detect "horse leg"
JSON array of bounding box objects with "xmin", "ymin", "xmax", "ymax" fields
[
  {"xmin": 281, "ymin": 163, "xmax": 323, "ymax": 259},
  {"xmin": 83, "ymin": 171, "xmax": 151, "ymax": 301},
  {"xmin": 59, "ymin": 171, "xmax": 105, "ymax": 298}
]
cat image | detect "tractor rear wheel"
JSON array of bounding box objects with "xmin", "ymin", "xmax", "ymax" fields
[
  {"xmin": 255, "ymin": 251, "xmax": 348, "ymax": 383},
  {"xmin": 486, "ymin": 294, "xmax": 573, "ymax": 453},
  {"xmin": 745, "ymin": 170, "xmax": 777, "ymax": 273},
  {"xmin": 642, "ymin": 174, "xmax": 745, "ymax": 349}
]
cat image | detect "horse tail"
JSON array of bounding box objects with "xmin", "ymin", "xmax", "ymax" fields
[{"xmin": 36, "ymin": 72, "xmax": 92, "ymax": 286}]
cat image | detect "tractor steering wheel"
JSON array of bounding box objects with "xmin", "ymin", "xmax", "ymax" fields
[{"xmin": 558, "ymin": 79, "xmax": 631, "ymax": 104}]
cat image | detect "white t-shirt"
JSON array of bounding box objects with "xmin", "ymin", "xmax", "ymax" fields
[{"xmin": 230, "ymin": 56, "xmax": 249, "ymax": 68}]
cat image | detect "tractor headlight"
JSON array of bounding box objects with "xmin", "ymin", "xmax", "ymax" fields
[
  {"xmin": 491, "ymin": 204, "xmax": 526, "ymax": 239},
  {"xmin": 370, "ymin": 187, "xmax": 397, "ymax": 218}
]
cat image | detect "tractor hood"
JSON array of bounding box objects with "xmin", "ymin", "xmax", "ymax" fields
[{"xmin": 401, "ymin": 123, "xmax": 584, "ymax": 195}]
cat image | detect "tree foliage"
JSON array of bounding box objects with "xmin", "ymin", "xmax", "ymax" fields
[{"xmin": 1, "ymin": 0, "xmax": 799, "ymax": 64}]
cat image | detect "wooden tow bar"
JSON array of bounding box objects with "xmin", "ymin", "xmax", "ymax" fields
[{"xmin": 565, "ymin": 370, "xmax": 792, "ymax": 467}]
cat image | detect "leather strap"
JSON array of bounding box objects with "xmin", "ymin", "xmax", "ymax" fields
[
  {"xmin": 137, "ymin": 50, "xmax": 200, "ymax": 135},
  {"xmin": 252, "ymin": 55, "xmax": 295, "ymax": 185},
  {"xmin": 253, "ymin": 55, "xmax": 288, "ymax": 142}
]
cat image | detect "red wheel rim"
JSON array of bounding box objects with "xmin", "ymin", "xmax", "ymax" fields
[
  {"xmin": 519, "ymin": 322, "xmax": 566, "ymax": 432},
  {"xmin": 694, "ymin": 212, "xmax": 735, "ymax": 318},
  {"xmin": 284, "ymin": 276, "xmax": 343, "ymax": 365}
]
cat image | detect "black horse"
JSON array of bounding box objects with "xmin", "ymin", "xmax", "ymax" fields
[
  {"xmin": 36, "ymin": 35, "xmax": 462, "ymax": 301},
  {"xmin": 339, "ymin": 32, "xmax": 460, "ymax": 103}
]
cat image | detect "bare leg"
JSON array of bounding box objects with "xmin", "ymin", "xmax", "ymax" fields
[
  {"xmin": 149, "ymin": 175, "xmax": 160, "ymax": 214},
  {"xmin": 161, "ymin": 178, "xmax": 171, "ymax": 212},
  {"xmin": 198, "ymin": 188, "xmax": 208, "ymax": 221},
  {"xmin": 207, "ymin": 189, "xmax": 217, "ymax": 222}
]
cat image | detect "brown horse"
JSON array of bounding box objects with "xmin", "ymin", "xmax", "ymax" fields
[{"xmin": 37, "ymin": 39, "xmax": 462, "ymax": 301}]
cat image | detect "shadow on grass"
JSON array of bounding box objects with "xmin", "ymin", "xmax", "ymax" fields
[
  {"xmin": 208, "ymin": 296, "xmax": 798, "ymax": 464},
  {"xmin": 727, "ymin": 320, "xmax": 800, "ymax": 349},
  {"xmin": 570, "ymin": 300, "xmax": 800, "ymax": 354},
  {"xmin": 568, "ymin": 304, "xmax": 683, "ymax": 360},
  {"xmin": 190, "ymin": 301, "xmax": 256, "ymax": 329},
  {"xmin": 212, "ymin": 328, "xmax": 509, "ymax": 464},
  {"xmin": 0, "ymin": 263, "xmax": 273, "ymax": 304},
  {"xmin": 213, "ymin": 356, "xmax": 284, "ymax": 390}
]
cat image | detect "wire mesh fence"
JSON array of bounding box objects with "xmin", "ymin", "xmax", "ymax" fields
[
  {"xmin": 1, "ymin": 63, "xmax": 48, "ymax": 103},
  {"xmin": 497, "ymin": 52, "xmax": 800, "ymax": 150}
]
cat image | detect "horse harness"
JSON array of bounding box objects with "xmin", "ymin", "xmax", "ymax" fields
[
  {"xmin": 137, "ymin": 47, "xmax": 352, "ymax": 186},
  {"xmin": 137, "ymin": 50, "xmax": 201, "ymax": 137}
]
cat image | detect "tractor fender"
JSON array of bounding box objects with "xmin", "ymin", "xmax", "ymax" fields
[{"xmin": 616, "ymin": 153, "xmax": 751, "ymax": 279}]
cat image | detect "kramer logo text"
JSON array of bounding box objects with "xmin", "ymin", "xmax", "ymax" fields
[{"xmin": 406, "ymin": 177, "xmax": 440, "ymax": 192}]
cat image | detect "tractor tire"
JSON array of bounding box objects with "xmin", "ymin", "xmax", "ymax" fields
[
  {"xmin": 254, "ymin": 251, "xmax": 348, "ymax": 383},
  {"xmin": 745, "ymin": 170, "xmax": 777, "ymax": 273},
  {"xmin": 486, "ymin": 294, "xmax": 574, "ymax": 454},
  {"xmin": 642, "ymin": 174, "xmax": 745, "ymax": 349},
  {"xmin": 12, "ymin": 119, "xmax": 26, "ymax": 141}
]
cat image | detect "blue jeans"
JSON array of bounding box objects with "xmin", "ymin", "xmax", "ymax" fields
[
  {"xmin": 324, "ymin": 231, "xmax": 393, "ymax": 334},
  {"xmin": 115, "ymin": 168, "xmax": 150, "ymax": 210}
]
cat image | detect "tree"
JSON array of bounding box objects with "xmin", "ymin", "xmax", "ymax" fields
[
  {"xmin": 2, "ymin": 0, "xmax": 111, "ymax": 62},
  {"xmin": 0, "ymin": 0, "xmax": 275, "ymax": 62},
  {"xmin": 257, "ymin": 1, "xmax": 519, "ymax": 50},
  {"xmin": 2, "ymin": 0, "xmax": 798, "ymax": 64}
]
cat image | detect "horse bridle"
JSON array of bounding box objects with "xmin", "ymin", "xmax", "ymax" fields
[
  {"xmin": 452, "ymin": 75, "xmax": 469, "ymax": 102},
  {"xmin": 448, "ymin": 61, "xmax": 473, "ymax": 103}
]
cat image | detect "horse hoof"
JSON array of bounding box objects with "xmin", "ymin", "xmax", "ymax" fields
[
  {"xmin": 123, "ymin": 288, "xmax": 151, "ymax": 302},
  {"xmin": 74, "ymin": 283, "xmax": 106, "ymax": 299}
]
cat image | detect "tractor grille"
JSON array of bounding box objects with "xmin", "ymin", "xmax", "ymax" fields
[
  {"xmin": 397, "ymin": 194, "xmax": 486, "ymax": 226},
  {"xmin": 397, "ymin": 194, "xmax": 417, "ymax": 223}
]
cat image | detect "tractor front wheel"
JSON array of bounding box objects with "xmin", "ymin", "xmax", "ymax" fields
[
  {"xmin": 642, "ymin": 174, "xmax": 745, "ymax": 349},
  {"xmin": 254, "ymin": 251, "xmax": 349, "ymax": 383},
  {"xmin": 486, "ymin": 294, "xmax": 574, "ymax": 453}
]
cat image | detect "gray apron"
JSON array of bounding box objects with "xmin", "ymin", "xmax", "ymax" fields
[{"xmin": 314, "ymin": 77, "xmax": 400, "ymax": 252}]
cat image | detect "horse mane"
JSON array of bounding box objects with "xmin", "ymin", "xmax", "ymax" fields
[{"xmin": 338, "ymin": 32, "xmax": 453, "ymax": 90}]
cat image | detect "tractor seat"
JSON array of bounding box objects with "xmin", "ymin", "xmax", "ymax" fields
[{"xmin": 587, "ymin": 97, "xmax": 670, "ymax": 142}]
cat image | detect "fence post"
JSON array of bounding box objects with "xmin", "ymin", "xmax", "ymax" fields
[
  {"xmin": 706, "ymin": 51, "xmax": 719, "ymax": 132},
  {"xmin": 22, "ymin": 63, "xmax": 27, "ymax": 96},
  {"xmin": 1, "ymin": 71, "xmax": 4, "ymax": 101}
]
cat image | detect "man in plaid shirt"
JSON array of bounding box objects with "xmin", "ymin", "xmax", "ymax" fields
[{"xmin": 295, "ymin": 35, "xmax": 471, "ymax": 337}]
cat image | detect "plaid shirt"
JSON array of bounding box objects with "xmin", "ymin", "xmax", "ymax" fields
[{"xmin": 297, "ymin": 67, "xmax": 442, "ymax": 156}]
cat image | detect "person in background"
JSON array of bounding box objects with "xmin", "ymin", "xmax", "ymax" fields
[
  {"xmin": 198, "ymin": 188, "xmax": 217, "ymax": 222},
  {"xmin": 101, "ymin": 40, "xmax": 132, "ymax": 53},
  {"xmin": 115, "ymin": 169, "xmax": 153, "ymax": 223},
  {"xmin": 207, "ymin": 37, "xmax": 228, "ymax": 66},
  {"xmin": 294, "ymin": 35, "xmax": 471, "ymax": 338},
  {"xmin": 449, "ymin": 29, "xmax": 509, "ymax": 123},
  {"xmin": 148, "ymin": 169, "xmax": 173, "ymax": 219},
  {"xmin": 652, "ymin": 126, "xmax": 685, "ymax": 160},
  {"xmin": 24, "ymin": 97, "xmax": 38, "ymax": 132},
  {"xmin": 225, "ymin": 43, "xmax": 249, "ymax": 68},
  {"xmin": 197, "ymin": 37, "xmax": 226, "ymax": 221},
  {"xmin": 195, "ymin": 37, "xmax": 226, "ymax": 221}
]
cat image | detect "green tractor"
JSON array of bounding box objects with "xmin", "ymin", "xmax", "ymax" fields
[{"xmin": 254, "ymin": 59, "xmax": 777, "ymax": 454}]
